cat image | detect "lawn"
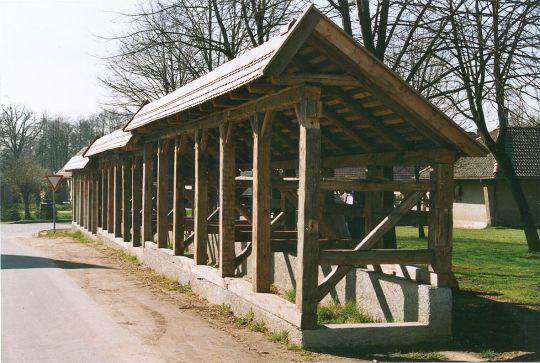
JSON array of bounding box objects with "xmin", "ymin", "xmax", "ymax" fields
[{"xmin": 397, "ymin": 226, "xmax": 540, "ymax": 305}]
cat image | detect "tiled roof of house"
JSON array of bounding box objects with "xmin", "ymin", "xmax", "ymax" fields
[
  {"xmin": 84, "ymin": 129, "xmax": 133, "ymax": 157},
  {"xmin": 454, "ymin": 127, "xmax": 539, "ymax": 179}
]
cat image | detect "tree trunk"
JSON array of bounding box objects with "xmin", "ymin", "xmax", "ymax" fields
[
  {"xmin": 22, "ymin": 192, "xmax": 31, "ymax": 220},
  {"xmin": 490, "ymin": 145, "xmax": 540, "ymax": 252}
]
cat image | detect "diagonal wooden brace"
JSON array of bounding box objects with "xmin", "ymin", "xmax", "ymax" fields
[{"xmin": 317, "ymin": 191, "xmax": 423, "ymax": 301}]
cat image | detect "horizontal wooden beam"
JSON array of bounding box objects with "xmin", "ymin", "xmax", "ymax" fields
[
  {"xmin": 269, "ymin": 74, "xmax": 360, "ymax": 87},
  {"xmin": 272, "ymin": 149, "xmax": 457, "ymax": 169},
  {"xmin": 235, "ymin": 176, "xmax": 299, "ymax": 190},
  {"xmin": 145, "ymin": 85, "xmax": 319, "ymax": 141},
  {"xmin": 319, "ymin": 249, "xmax": 433, "ymax": 266},
  {"xmin": 319, "ymin": 178, "xmax": 433, "ymax": 192}
]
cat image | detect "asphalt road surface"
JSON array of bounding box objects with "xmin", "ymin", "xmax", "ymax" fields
[{"xmin": 1, "ymin": 223, "xmax": 338, "ymax": 363}]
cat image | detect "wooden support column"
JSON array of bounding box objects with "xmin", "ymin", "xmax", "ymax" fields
[
  {"xmin": 73, "ymin": 175, "xmax": 78, "ymax": 223},
  {"xmin": 194, "ymin": 129, "xmax": 209, "ymax": 265},
  {"xmin": 295, "ymin": 89, "xmax": 322, "ymax": 329},
  {"xmin": 101, "ymin": 165, "xmax": 108, "ymax": 230},
  {"xmin": 251, "ymin": 112, "xmax": 273, "ymax": 290},
  {"xmin": 173, "ymin": 135, "xmax": 187, "ymax": 256},
  {"xmin": 83, "ymin": 175, "xmax": 88, "ymax": 229},
  {"xmin": 365, "ymin": 166, "xmax": 384, "ymax": 247},
  {"xmin": 122, "ymin": 158, "xmax": 132, "ymax": 241},
  {"xmin": 219, "ymin": 122, "xmax": 236, "ymax": 277},
  {"xmin": 92, "ymin": 174, "xmax": 99, "ymax": 234},
  {"xmin": 78, "ymin": 175, "xmax": 83, "ymax": 224},
  {"xmin": 132, "ymin": 157, "xmax": 142, "ymax": 247},
  {"xmin": 71, "ymin": 175, "xmax": 76, "ymax": 223},
  {"xmin": 107, "ymin": 163, "xmax": 114, "ymax": 232},
  {"xmin": 114, "ymin": 160, "xmax": 122, "ymax": 237},
  {"xmin": 142, "ymin": 143, "xmax": 154, "ymax": 243},
  {"xmin": 157, "ymin": 139, "xmax": 170, "ymax": 248},
  {"xmin": 429, "ymin": 163, "xmax": 458, "ymax": 288},
  {"xmin": 85, "ymin": 175, "xmax": 90, "ymax": 229}
]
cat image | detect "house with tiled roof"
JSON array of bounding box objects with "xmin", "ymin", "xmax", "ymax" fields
[{"xmin": 453, "ymin": 127, "xmax": 540, "ymax": 228}]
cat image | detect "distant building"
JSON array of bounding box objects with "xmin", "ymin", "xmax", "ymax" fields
[{"xmin": 452, "ymin": 127, "xmax": 540, "ymax": 228}]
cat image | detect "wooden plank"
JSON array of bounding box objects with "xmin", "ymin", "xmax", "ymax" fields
[
  {"xmin": 173, "ymin": 135, "xmax": 186, "ymax": 255},
  {"xmin": 319, "ymin": 249, "xmax": 433, "ymax": 266},
  {"xmin": 132, "ymin": 157, "xmax": 142, "ymax": 247},
  {"xmin": 157, "ymin": 139, "xmax": 169, "ymax": 248},
  {"xmin": 319, "ymin": 178, "xmax": 433, "ymax": 192},
  {"xmin": 251, "ymin": 112, "xmax": 273, "ymax": 292},
  {"xmin": 296, "ymin": 93, "xmax": 322, "ymax": 329},
  {"xmin": 317, "ymin": 191, "xmax": 423, "ymax": 301},
  {"xmin": 219, "ymin": 122, "xmax": 236, "ymax": 277},
  {"xmin": 272, "ymin": 149, "xmax": 458, "ymax": 169},
  {"xmin": 270, "ymin": 74, "xmax": 360, "ymax": 87},
  {"xmin": 194, "ymin": 130, "xmax": 208, "ymax": 265},
  {"xmin": 142, "ymin": 143, "xmax": 154, "ymax": 243},
  {"xmin": 122, "ymin": 158, "xmax": 132, "ymax": 242},
  {"xmin": 428, "ymin": 164, "xmax": 458, "ymax": 288},
  {"xmin": 322, "ymin": 107, "xmax": 374, "ymax": 152},
  {"xmin": 114, "ymin": 160, "xmax": 122, "ymax": 237}
]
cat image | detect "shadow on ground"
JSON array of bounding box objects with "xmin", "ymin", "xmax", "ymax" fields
[
  {"xmin": 1, "ymin": 254, "xmax": 112, "ymax": 270},
  {"xmin": 309, "ymin": 290, "xmax": 540, "ymax": 361}
]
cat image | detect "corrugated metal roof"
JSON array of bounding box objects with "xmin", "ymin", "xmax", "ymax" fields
[
  {"xmin": 62, "ymin": 155, "xmax": 89, "ymax": 171},
  {"xmin": 124, "ymin": 9, "xmax": 309, "ymax": 131},
  {"xmin": 84, "ymin": 129, "xmax": 133, "ymax": 157},
  {"xmin": 59, "ymin": 146, "xmax": 89, "ymax": 172}
]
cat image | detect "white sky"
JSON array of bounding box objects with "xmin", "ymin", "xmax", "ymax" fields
[{"xmin": 0, "ymin": 0, "xmax": 137, "ymax": 120}]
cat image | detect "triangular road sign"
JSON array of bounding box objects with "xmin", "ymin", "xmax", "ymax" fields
[{"xmin": 46, "ymin": 175, "xmax": 64, "ymax": 191}]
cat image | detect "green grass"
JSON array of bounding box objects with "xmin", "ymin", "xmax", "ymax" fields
[
  {"xmin": 38, "ymin": 229, "xmax": 91, "ymax": 244},
  {"xmin": 159, "ymin": 276, "xmax": 191, "ymax": 293},
  {"xmin": 115, "ymin": 249, "xmax": 139, "ymax": 263},
  {"xmin": 284, "ymin": 288, "xmax": 296, "ymax": 303},
  {"xmin": 233, "ymin": 310, "xmax": 255, "ymax": 327},
  {"xmin": 389, "ymin": 350, "xmax": 444, "ymax": 361},
  {"xmin": 397, "ymin": 226, "xmax": 540, "ymax": 304},
  {"xmin": 268, "ymin": 330, "xmax": 289, "ymax": 344},
  {"xmin": 317, "ymin": 301, "xmax": 373, "ymax": 325}
]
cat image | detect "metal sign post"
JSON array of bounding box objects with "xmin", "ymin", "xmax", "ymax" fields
[{"xmin": 45, "ymin": 175, "xmax": 64, "ymax": 233}]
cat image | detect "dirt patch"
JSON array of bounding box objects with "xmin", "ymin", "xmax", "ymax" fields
[{"xmin": 24, "ymin": 235, "xmax": 357, "ymax": 362}]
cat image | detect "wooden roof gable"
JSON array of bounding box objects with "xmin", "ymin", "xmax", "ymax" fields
[{"xmin": 123, "ymin": 5, "xmax": 486, "ymax": 158}]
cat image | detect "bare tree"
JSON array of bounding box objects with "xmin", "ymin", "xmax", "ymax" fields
[
  {"xmin": 444, "ymin": 0, "xmax": 540, "ymax": 251},
  {"xmin": 100, "ymin": 0, "xmax": 305, "ymax": 112},
  {"xmin": 0, "ymin": 104, "xmax": 42, "ymax": 161}
]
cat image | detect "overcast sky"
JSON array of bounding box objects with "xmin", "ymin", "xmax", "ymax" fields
[{"xmin": 0, "ymin": 0, "xmax": 137, "ymax": 120}]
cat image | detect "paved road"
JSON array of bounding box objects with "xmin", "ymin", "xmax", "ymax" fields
[
  {"xmin": 1, "ymin": 223, "xmax": 321, "ymax": 363},
  {"xmin": 1, "ymin": 223, "xmax": 161, "ymax": 362}
]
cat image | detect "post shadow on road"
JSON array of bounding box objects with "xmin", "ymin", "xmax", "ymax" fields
[{"xmin": 1, "ymin": 254, "xmax": 113, "ymax": 270}]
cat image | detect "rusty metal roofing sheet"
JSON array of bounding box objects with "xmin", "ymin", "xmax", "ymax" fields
[
  {"xmin": 124, "ymin": 9, "xmax": 310, "ymax": 131},
  {"xmin": 84, "ymin": 129, "xmax": 133, "ymax": 157}
]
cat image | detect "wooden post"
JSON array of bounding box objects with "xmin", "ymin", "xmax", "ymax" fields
[
  {"xmin": 81, "ymin": 175, "xmax": 86, "ymax": 228},
  {"xmin": 97, "ymin": 171, "xmax": 102, "ymax": 229},
  {"xmin": 219, "ymin": 122, "xmax": 236, "ymax": 277},
  {"xmin": 122, "ymin": 158, "xmax": 132, "ymax": 242},
  {"xmin": 173, "ymin": 135, "xmax": 186, "ymax": 256},
  {"xmin": 194, "ymin": 130, "xmax": 208, "ymax": 265},
  {"xmin": 429, "ymin": 163, "xmax": 458, "ymax": 288},
  {"xmin": 142, "ymin": 143, "xmax": 154, "ymax": 244},
  {"xmin": 101, "ymin": 165, "xmax": 108, "ymax": 230},
  {"xmin": 295, "ymin": 89, "xmax": 322, "ymax": 329},
  {"xmin": 251, "ymin": 112, "xmax": 273, "ymax": 291},
  {"xmin": 132, "ymin": 157, "xmax": 142, "ymax": 247},
  {"xmin": 92, "ymin": 175, "xmax": 98, "ymax": 234},
  {"xmin": 84, "ymin": 175, "xmax": 89, "ymax": 229},
  {"xmin": 85, "ymin": 175, "xmax": 90, "ymax": 230},
  {"xmin": 157, "ymin": 139, "xmax": 170, "ymax": 248},
  {"xmin": 365, "ymin": 166, "xmax": 384, "ymax": 247},
  {"xmin": 107, "ymin": 162, "xmax": 114, "ymax": 232},
  {"xmin": 78, "ymin": 175, "xmax": 82, "ymax": 224},
  {"xmin": 114, "ymin": 160, "xmax": 122, "ymax": 237},
  {"xmin": 71, "ymin": 175, "xmax": 76, "ymax": 223}
]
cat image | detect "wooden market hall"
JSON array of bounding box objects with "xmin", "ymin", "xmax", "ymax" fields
[{"xmin": 63, "ymin": 6, "xmax": 486, "ymax": 332}]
